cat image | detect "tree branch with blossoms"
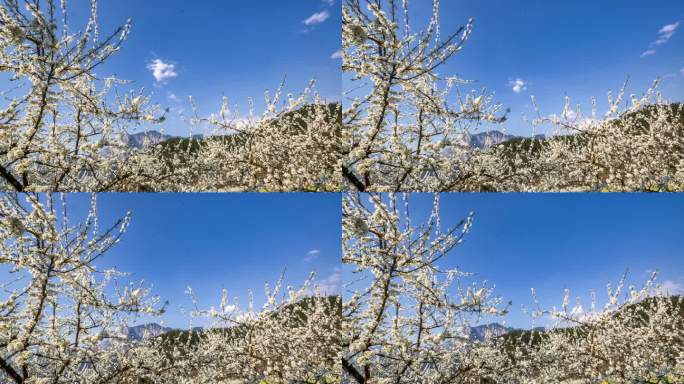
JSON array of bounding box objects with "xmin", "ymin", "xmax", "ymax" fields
[
  {"xmin": 342, "ymin": 192, "xmax": 513, "ymax": 383},
  {"xmin": 0, "ymin": 192, "xmax": 172, "ymax": 383}
]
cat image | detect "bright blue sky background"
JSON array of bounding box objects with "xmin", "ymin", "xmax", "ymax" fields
[
  {"xmin": 72, "ymin": 0, "xmax": 341, "ymax": 136},
  {"xmin": 343, "ymin": 193, "xmax": 684, "ymax": 329},
  {"xmin": 362, "ymin": 0, "xmax": 684, "ymax": 136},
  {"xmin": 62, "ymin": 193, "xmax": 341, "ymax": 329}
]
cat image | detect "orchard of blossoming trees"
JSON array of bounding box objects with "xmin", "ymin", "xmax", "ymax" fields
[
  {"xmin": 1, "ymin": 0, "xmax": 681, "ymax": 193},
  {"xmin": 0, "ymin": 193, "xmax": 342, "ymax": 383},
  {"xmin": 342, "ymin": 0, "xmax": 684, "ymax": 192},
  {"xmin": 342, "ymin": 193, "xmax": 684, "ymax": 383},
  {"xmin": 0, "ymin": 0, "xmax": 342, "ymax": 192}
]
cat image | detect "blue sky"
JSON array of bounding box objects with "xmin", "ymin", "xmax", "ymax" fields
[
  {"xmin": 344, "ymin": 193, "xmax": 684, "ymax": 329},
  {"xmin": 71, "ymin": 0, "xmax": 341, "ymax": 136},
  {"xmin": 59, "ymin": 193, "xmax": 341, "ymax": 329},
  {"xmin": 358, "ymin": 0, "xmax": 684, "ymax": 136}
]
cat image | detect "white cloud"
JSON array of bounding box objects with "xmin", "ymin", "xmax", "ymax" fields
[
  {"xmin": 167, "ymin": 92, "xmax": 180, "ymax": 103},
  {"xmin": 330, "ymin": 50, "xmax": 343, "ymax": 59},
  {"xmin": 659, "ymin": 21, "xmax": 681, "ymax": 34},
  {"xmin": 640, "ymin": 49, "xmax": 656, "ymax": 58},
  {"xmin": 680, "ymin": 68, "xmax": 684, "ymax": 76},
  {"xmin": 641, "ymin": 21, "xmax": 680, "ymax": 58},
  {"xmin": 147, "ymin": 59, "xmax": 177, "ymax": 83},
  {"xmin": 321, "ymin": 0, "xmax": 335, "ymax": 5},
  {"xmin": 304, "ymin": 249, "xmax": 320, "ymax": 262},
  {"xmin": 659, "ymin": 280, "xmax": 684, "ymax": 296},
  {"xmin": 317, "ymin": 267, "xmax": 342, "ymax": 295},
  {"xmin": 655, "ymin": 21, "xmax": 680, "ymax": 45},
  {"xmin": 509, "ymin": 78, "xmax": 527, "ymax": 93},
  {"xmin": 304, "ymin": 10, "xmax": 330, "ymax": 26}
]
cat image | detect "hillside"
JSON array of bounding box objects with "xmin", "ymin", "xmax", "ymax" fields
[
  {"xmin": 156, "ymin": 295, "xmax": 341, "ymax": 349},
  {"xmin": 500, "ymin": 295, "xmax": 684, "ymax": 346},
  {"xmin": 497, "ymin": 102, "xmax": 684, "ymax": 154},
  {"xmin": 154, "ymin": 102, "xmax": 341, "ymax": 156},
  {"xmin": 128, "ymin": 296, "xmax": 340, "ymax": 383}
]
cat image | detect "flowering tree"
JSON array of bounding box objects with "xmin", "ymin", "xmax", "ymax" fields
[
  {"xmin": 0, "ymin": 0, "xmax": 342, "ymax": 192},
  {"xmin": 509, "ymin": 273, "xmax": 684, "ymax": 382},
  {"xmin": 0, "ymin": 193, "xmax": 343, "ymax": 383},
  {"xmin": 342, "ymin": 193, "xmax": 515, "ymax": 383},
  {"xmin": 342, "ymin": 0, "xmax": 683, "ymax": 192},
  {"xmin": 342, "ymin": 192, "xmax": 684, "ymax": 383},
  {"xmin": 478, "ymin": 84, "xmax": 684, "ymax": 192},
  {"xmin": 342, "ymin": 0, "xmax": 507, "ymax": 192},
  {"xmin": 0, "ymin": 0, "xmax": 167, "ymax": 192},
  {"xmin": 163, "ymin": 273, "xmax": 342, "ymax": 383},
  {"xmin": 151, "ymin": 85, "xmax": 343, "ymax": 192},
  {"xmin": 0, "ymin": 193, "xmax": 171, "ymax": 383}
]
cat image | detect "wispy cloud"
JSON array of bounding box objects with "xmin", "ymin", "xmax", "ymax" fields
[
  {"xmin": 330, "ymin": 50, "xmax": 342, "ymax": 59},
  {"xmin": 680, "ymin": 68, "xmax": 684, "ymax": 76},
  {"xmin": 509, "ymin": 78, "xmax": 527, "ymax": 94},
  {"xmin": 641, "ymin": 21, "xmax": 680, "ymax": 58},
  {"xmin": 662, "ymin": 72, "xmax": 679, "ymax": 79},
  {"xmin": 321, "ymin": 0, "xmax": 335, "ymax": 5},
  {"xmin": 147, "ymin": 59, "xmax": 177, "ymax": 83},
  {"xmin": 659, "ymin": 280, "xmax": 684, "ymax": 296},
  {"xmin": 304, "ymin": 249, "xmax": 320, "ymax": 262},
  {"xmin": 304, "ymin": 10, "xmax": 330, "ymax": 26},
  {"xmin": 167, "ymin": 92, "xmax": 180, "ymax": 103},
  {"xmin": 655, "ymin": 21, "xmax": 680, "ymax": 45},
  {"xmin": 317, "ymin": 267, "xmax": 342, "ymax": 295},
  {"xmin": 640, "ymin": 49, "xmax": 656, "ymax": 58}
]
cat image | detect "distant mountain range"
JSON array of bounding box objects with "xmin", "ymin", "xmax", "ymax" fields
[
  {"xmin": 460, "ymin": 131, "xmax": 547, "ymax": 149},
  {"xmin": 124, "ymin": 131, "xmax": 203, "ymax": 149},
  {"xmin": 125, "ymin": 323, "xmax": 175, "ymax": 340},
  {"xmin": 125, "ymin": 323, "xmax": 206, "ymax": 341},
  {"xmin": 468, "ymin": 323, "xmax": 546, "ymax": 342},
  {"xmin": 125, "ymin": 320, "xmax": 534, "ymax": 343},
  {"xmin": 123, "ymin": 128, "xmax": 539, "ymax": 151},
  {"xmin": 458, "ymin": 131, "xmax": 514, "ymax": 149},
  {"xmin": 468, "ymin": 323, "xmax": 516, "ymax": 341}
]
